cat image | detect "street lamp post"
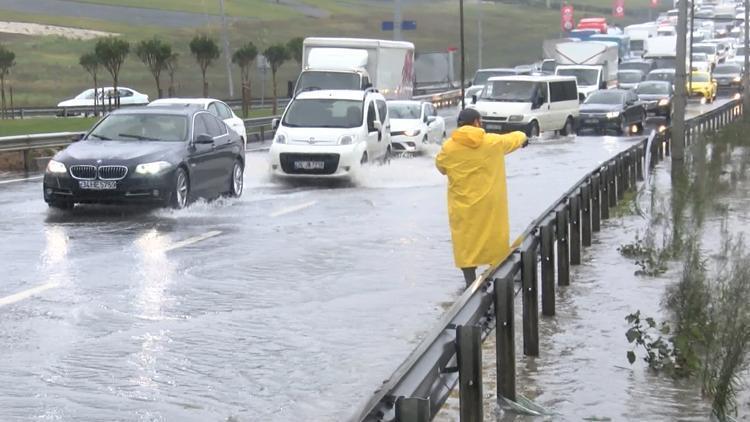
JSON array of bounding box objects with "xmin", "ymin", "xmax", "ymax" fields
[
  {"xmin": 219, "ymin": 0, "xmax": 234, "ymax": 98},
  {"xmin": 460, "ymin": 0, "xmax": 466, "ymax": 109},
  {"xmin": 744, "ymin": 0, "xmax": 749, "ymax": 116}
]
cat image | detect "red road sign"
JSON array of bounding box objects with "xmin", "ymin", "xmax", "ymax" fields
[
  {"xmin": 650, "ymin": 0, "xmax": 659, "ymax": 8},
  {"xmin": 613, "ymin": 0, "xmax": 625, "ymax": 18},
  {"xmin": 561, "ymin": 3, "xmax": 575, "ymax": 31}
]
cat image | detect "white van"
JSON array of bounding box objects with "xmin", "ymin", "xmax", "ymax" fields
[
  {"xmin": 269, "ymin": 89, "xmax": 392, "ymax": 179},
  {"xmin": 469, "ymin": 75, "xmax": 579, "ymax": 138}
]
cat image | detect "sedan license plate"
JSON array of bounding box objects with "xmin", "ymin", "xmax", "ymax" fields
[
  {"xmin": 584, "ymin": 119, "xmax": 599, "ymax": 124},
  {"xmin": 79, "ymin": 180, "xmax": 116, "ymax": 190},
  {"xmin": 294, "ymin": 161, "xmax": 325, "ymax": 170}
]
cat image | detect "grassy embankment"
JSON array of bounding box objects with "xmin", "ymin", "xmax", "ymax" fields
[{"xmin": 0, "ymin": 0, "xmax": 666, "ymax": 108}]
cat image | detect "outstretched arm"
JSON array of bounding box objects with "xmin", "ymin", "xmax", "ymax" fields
[{"xmin": 487, "ymin": 131, "xmax": 528, "ymax": 154}]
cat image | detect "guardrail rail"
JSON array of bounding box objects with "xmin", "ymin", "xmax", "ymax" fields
[{"xmin": 353, "ymin": 99, "xmax": 744, "ymax": 422}]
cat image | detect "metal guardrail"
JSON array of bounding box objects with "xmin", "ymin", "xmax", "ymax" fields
[{"xmin": 353, "ymin": 99, "xmax": 744, "ymax": 422}]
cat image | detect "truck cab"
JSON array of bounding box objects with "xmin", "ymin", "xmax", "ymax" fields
[{"xmin": 556, "ymin": 65, "xmax": 605, "ymax": 100}]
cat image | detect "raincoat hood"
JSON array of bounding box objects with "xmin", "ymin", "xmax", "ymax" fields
[{"xmin": 450, "ymin": 125, "xmax": 485, "ymax": 149}]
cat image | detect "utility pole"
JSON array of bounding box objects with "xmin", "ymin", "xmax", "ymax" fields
[
  {"xmin": 460, "ymin": 0, "xmax": 466, "ymax": 109},
  {"xmin": 219, "ymin": 0, "xmax": 234, "ymax": 98},
  {"xmin": 689, "ymin": 3, "xmax": 694, "ymax": 89},
  {"xmin": 672, "ymin": 0, "xmax": 688, "ymax": 162},
  {"xmin": 744, "ymin": 0, "xmax": 749, "ymax": 116},
  {"xmin": 477, "ymin": 0, "xmax": 483, "ymax": 69},
  {"xmin": 394, "ymin": 0, "xmax": 402, "ymax": 41}
]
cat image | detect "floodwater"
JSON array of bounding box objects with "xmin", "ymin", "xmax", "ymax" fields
[{"xmin": 0, "ymin": 100, "xmax": 736, "ymax": 421}]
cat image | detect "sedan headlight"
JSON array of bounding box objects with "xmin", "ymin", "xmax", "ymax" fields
[
  {"xmin": 403, "ymin": 129, "xmax": 421, "ymax": 137},
  {"xmin": 658, "ymin": 99, "xmax": 670, "ymax": 106},
  {"xmin": 606, "ymin": 111, "xmax": 621, "ymax": 119},
  {"xmin": 508, "ymin": 115, "xmax": 524, "ymax": 122},
  {"xmin": 734, "ymin": 76, "xmax": 742, "ymax": 82},
  {"xmin": 135, "ymin": 161, "xmax": 171, "ymax": 175},
  {"xmin": 338, "ymin": 134, "xmax": 354, "ymax": 145},
  {"xmin": 46, "ymin": 159, "xmax": 66, "ymax": 174},
  {"xmin": 273, "ymin": 132, "xmax": 287, "ymax": 144}
]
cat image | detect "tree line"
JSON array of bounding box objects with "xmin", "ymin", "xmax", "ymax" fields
[{"xmin": 0, "ymin": 34, "xmax": 304, "ymax": 119}]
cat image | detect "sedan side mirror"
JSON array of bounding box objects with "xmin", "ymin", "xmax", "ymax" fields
[
  {"xmin": 71, "ymin": 133, "xmax": 84, "ymax": 142},
  {"xmin": 195, "ymin": 134, "xmax": 214, "ymax": 144},
  {"xmin": 471, "ymin": 95, "xmax": 477, "ymax": 104}
]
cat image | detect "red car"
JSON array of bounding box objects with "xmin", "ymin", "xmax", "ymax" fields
[{"xmin": 577, "ymin": 17, "xmax": 608, "ymax": 34}]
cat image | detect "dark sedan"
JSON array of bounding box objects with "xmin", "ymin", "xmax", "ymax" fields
[
  {"xmin": 635, "ymin": 81, "xmax": 674, "ymax": 120},
  {"xmin": 577, "ymin": 89, "xmax": 646, "ymax": 136},
  {"xmin": 43, "ymin": 107, "xmax": 245, "ymax": 210},
  {"xmin": 712, "ymin": 63, "xmax": 743, "ymax": 94}
]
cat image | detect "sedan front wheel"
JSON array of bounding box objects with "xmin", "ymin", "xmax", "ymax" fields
[
  {"xmin": 228, "ymin": 159, "xmax": 244, "ymax": 198},
  {"xmin": 170, "ymin": 167, "xmax": 190, "ymax": 209}
]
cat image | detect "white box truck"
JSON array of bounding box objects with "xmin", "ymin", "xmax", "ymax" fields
[
  {"xmin": 643, "ymin": 35, "xmax": 677, "ymax": 70},
  {"xmin": 551, "ymin": 41, "xmax": 619, "ymax": 99},
  {"xmin": 294, "ymin": 37, "xmax": 415, "ymax": 100}
]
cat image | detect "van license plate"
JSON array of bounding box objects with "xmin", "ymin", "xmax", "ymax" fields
[
  {"xmin": 294, "ymin": 161, "xmax": 325, "ymax": 170},
  {"xmin": 486, "ymin": 124, "xmax": 502, "ymax": 130},
  {"xmin": 79, "ymin": 180, "xmax": 116, "ymax": 190}
]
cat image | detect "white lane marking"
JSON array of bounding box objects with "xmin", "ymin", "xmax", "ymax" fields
[
  {"xmin": 0, "ymin": 282, "xmax": 59, "ymax": 308},
  {"xmin": 269, "ymin": 200, "xmax": 317, "ymax": 218},
  {"xmin": 163, "ymin": 230, "xmax": 222, "ymax": 252},
  {"xmin": 0, "ymin": 175, "xmax": 43, "ymax": 185}
]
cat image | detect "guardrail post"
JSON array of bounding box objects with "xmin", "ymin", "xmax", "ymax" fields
[
  {"xmin": 581, "ymin": 182, "xmax": 592, "ymax": 247},
  {"xmin": 600, "ymin": 166, "xmax": 610, "ymax": 220},
  {"xmin": 569, "ymin": 194, "xmax": 581, "ymax": 266},
  {"xmin": 556, "ymin": 206, "xmax": 570, "ymax": 286},
  {"xmin": 540, "ymin": 220, "xmax": 555, "ymax": 317},
  {"xmin": 608, "ymin": 164, "xmax": 617, "ymax": 207},
  {"xmin": 636, "ymin": 146, "xmax": 644, "ymax": 181},
  {"xmin": 628, "ymin": 151, "xmax": 637, "ymax": 189},
  {"xmin": 495, "ymin": 273, "xmax": 516, "ymax": 402},
  {"xmin": 591, "ymin": 174, "xmax": 601, "ymax": 232},
  {"xmin": 396, "ymin": 397, "xmax": 430, "ymax": 422},
  {"xmin": 620, "ymin": 154, "xmax": 630, "ymax": 193},
  {"xmin": 521, "ymin": 240, "xmax": 539, "ymax": 357},
  {"xmin": 260, "ymin": 126, "xmax": 265, "ymax": 142},
  {"xmin": 617, "ymin": 157, "xmax": 626, "ymax": 200},
  {"xmin": 457, "ymin": 324, "xmax": 483, "ymax": 422},
  {"xmin": 664, "ymin": 135, "xmax": 671, "ymax": 157}
]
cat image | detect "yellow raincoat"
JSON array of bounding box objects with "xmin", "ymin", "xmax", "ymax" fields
[{"xmin": 436, "ymin": 126, "xmax": 526, "ymax": 268}]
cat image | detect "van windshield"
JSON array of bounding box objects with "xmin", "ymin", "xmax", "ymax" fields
[
  {"xmin": 473, "ymin": 70, "xmax": 516, "ymax": 85},
  {"xmin": 295, "ymin": 72, "xmax": 361, "ymax": 93},
  {"xmin": 480, "ymin": 81, "xmax": 538, "ymax": 102},
  {"xmin": 282, "ymin": 99, "xmax": 363, "ymax": 128},
  {"xmin": 556, "ymin": 68, "xmax": 600, "ymax": 86}
]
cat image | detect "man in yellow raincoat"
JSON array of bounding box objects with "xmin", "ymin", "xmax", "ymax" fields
[{"xmin": 436, "ymin": 108, "xmax": 528, "ymax": 286}]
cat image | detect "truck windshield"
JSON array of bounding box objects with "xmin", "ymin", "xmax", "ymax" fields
[
  {"xmin": 556, "ymin": 68, "xmax": 599, "ymax": 86},
  {"xmin": 473, "ymin": 70, "xmax": 516, "ymax": 85},
  {"xmin": 481, "ymin": 81, "xmax": 538, "ymax": 102},
  {"xmin": 296, "ymin": 72, "xmax": 361, "ymax": 93},
  {"xmin": 282, "ymin": 99, "xmax": 363, "ymax": 128}
]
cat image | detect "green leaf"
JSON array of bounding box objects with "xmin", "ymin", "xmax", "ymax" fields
[
  {"xmin": 646, "ymin": 317, "xmax": 656, "ymax": 328},
  {"xmin": 626, "ymin": 328, "xmax": 639, "ymax": 344},
  {"xmin": 627, "ymin": 351, "xmax": 636, "ymax": 364}
]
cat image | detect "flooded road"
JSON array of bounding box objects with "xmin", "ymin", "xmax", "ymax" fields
[{"xmin": 0, "ymin": 100, "xmax": 733, "ymax": 421}]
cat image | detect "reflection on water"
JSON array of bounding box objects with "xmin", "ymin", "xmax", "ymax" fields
[{"xmin": 42, "ymin": 225, "xmax": 70, "ymax": 288}]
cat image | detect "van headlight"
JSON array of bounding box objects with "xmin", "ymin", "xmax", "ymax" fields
[
  {"xmin": 338, "ymin": 135, "xmax": 354, "ymax": 145},
  {"xmin": 46, "ymin": 159, "xmax": 66, "ymax": 174},
  {"xmin": 508, "ymin": 115, "xmax": 524, "ymax": 122},
  {"xmin": 274, "ymin": 132, "xmax": 287, "ymax": 144},
  {"xmin": 403, "ymin": 129, "xmax": 421, "ymax": 137},
  {"xmin": 606, "ymin": 111, "xmax": 621, "ymax": 119},
  {"xmin": 135, "ymin": 161, "xmax": 171, "ymax": 175},
  {"xmin": 734, "ymin": 76, "xmax": 742, "ymax": 82},
  {"xmin": 658, "ymin": 99, "xmax": 670, "ymax": 106}
]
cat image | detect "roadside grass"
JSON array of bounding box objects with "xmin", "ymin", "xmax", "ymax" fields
[
  {"xmin": 0, "ymin": 0, "xmax": 657, "ymax": 107},
  {"xmin": 0, "ymin": 117, "xmax": 98, "ymax": 137},
  {"xmin": 66, "ymin": 0, "xmax": 305, "ymax": 19}
]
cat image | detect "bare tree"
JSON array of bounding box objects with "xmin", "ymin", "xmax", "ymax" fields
[{"xmin": 79, "ymin": 52, "xmax": 101, "ymax": 116}]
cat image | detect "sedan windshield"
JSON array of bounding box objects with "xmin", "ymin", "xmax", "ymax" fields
[
  {"xmin": 556, "ymin": 68, "xmax": 600, "ymax": 86},
  {"xmin": 714, "ymin": 64, "xmax": 741, "ymax": 75},
  {"xmin": 388, "ymin": 103, "xmax": 421, "ymax": 119},
  {"xmin": 481, "ymin": 81, "xmax": 537, "ymax": 102},
  {"xmin": 283, "ymin": 99, "xmax": 363, "ymax": 128},
  {"xmin": 585, "ymin": 91, "xmax": 624, "ymax": 105},
  {"xmin": 620, "ymin": 62, "xmax": 651, "ymax": 74},
  {"xmin": 87, "ymin": 114, "xmax": 188, "ymax": 142},
  {"xmin": 473, "ymin": 70, "xmax": 516, "ymax": 85},
  {"xmin": 636, "ymin": 82, "xmax": 670, "ymax": 95},
  {"xmin": 692, "ymin": 53, "xmax": 709, "ymax": 62},
  {"xmin": 693, "ymin": 45, "xmax": 717, "ymax": 55},
  {"xmin": 647, "ymin": 71, "xmax": 674, "ymax": 82},
  {"xmin": 691, "ymin": 73, "xmax": 710, "ymax": 83}
]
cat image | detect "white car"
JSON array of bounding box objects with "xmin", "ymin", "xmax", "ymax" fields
[
  {"xmin": 691, "ymin": 53, "xmax": 712, "ymax": 72},
  {"xmin": 269, "ymin": 89, "xmax": 391, "ymax": 179},
  {"xmin": 387, "ymin": 100, "xmax": 445, "ymax": 153},
  {"xmin": 148, "ymin": 98, "xmax": 247, "ymax": 147},
  {"xmin": 57, "ymin": 87, "xmax": 149, "ymax": 108}
]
